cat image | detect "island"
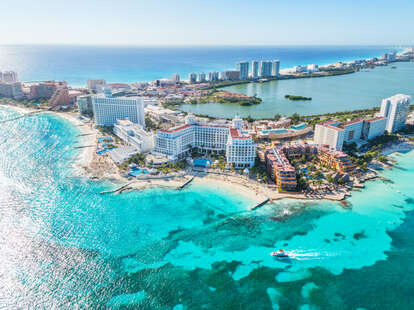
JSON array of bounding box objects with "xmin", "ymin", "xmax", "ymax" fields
[{"xmin": 284, "ymin": 94, "xmax": 312, "ymax": 101}]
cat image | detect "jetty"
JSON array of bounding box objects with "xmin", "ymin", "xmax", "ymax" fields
[
  {"xmin": 100, "ymin": 181, "xmax": 134, "ymax": 195},
  {"xmin": 250, "ymin": 198, "xmax": 270, "ymax": 210},
  {"xmin": 177, "ymin": 176, "xmax": 194, "ymax": 190}
]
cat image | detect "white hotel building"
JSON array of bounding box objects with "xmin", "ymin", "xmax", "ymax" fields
[
  {"xmin": 314, "ymin": 117, "xmax": 387, "ymax": 150},
  {"xmin": 92, "ymin": 91, "xmax": 145, "ymax": 127},
  {"xmin": 154, "ymin": 115, "xmax": 256, "ymax": 168},
  {"xmin": 379, "ymin": 94, "xmax": 410, "ymax": 133},
  {"xmin": 113, "ymin": 119, "xmax": 154, "ymax": 153}
]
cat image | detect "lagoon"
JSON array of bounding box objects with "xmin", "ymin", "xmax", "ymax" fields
[{"xmin": 179, "ymin": 62, "xmax": 414, "ymax": 118}]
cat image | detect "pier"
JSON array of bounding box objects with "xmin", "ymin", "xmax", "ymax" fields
[
  {"xmin": 177, "ymin": 176, "xmax": 194, "ymax": 190},
  {"xmin": 100, "ymin": 181, "xmax": 134, "ymax": 195},
  {"xmin": 249, "ymin": 198, "xmax": 270, "ymax": 210}
]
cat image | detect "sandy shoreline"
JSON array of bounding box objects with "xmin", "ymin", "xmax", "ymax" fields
[{"xmin": 1, "ymin": 103, "xmax": 413, "ymax": 207}]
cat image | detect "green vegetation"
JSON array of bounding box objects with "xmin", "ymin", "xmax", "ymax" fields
[
  {"xmin": 289, "ymin": 113, "xmax": 302, "ymax": 125},
  {"xmin": 343, "ymin": 133, "xmax": 400, "ymax": 169},
  {"xmin": 95, "ymin": 125, "xmax": 115, "ymax": 136},
  {"xmin": 145, "ymin": 117, "xmax": 160, "ymax": 130},
  {"xmin": 203, "ymin": 80, "xmax": 250, "ymax": 90},
  {"xmin": 274, "ymin": 113, "xmax": 282, "ymax": 121},
  {"xmin": 285, "ymin": 94, "xmax": 312, "ymax": 101},
  {"xmin": 119, "ymin": 153, "xmax": 146, "ymax": 170}
]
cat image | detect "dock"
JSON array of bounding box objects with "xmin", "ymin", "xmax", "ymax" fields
[
  {"xmin": 74, "ymin": 145, "xmax": 95, "ymax": 149},
  {"xmin": 100, "ymin": 181, "xmax": 134, "ymax": 195},
  {"xmin": 249, "ymin": 198, "xmax": 270, "ymax": 210},
  {"xmin": 177, "ymin": 177, "xmax": 194, "ymax": 190}
]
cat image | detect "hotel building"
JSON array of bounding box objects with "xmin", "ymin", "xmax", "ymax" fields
[
  {"xmin": 314, "ymin": 120, "xmax": 345, "ymax": 150},
  {"xmin": 264, "ymin": 147, "xmax": 297, "ymax": 191},
  {"xmin": 237, "ymin": 61, "xmax": 249, "ymax": 80},
  {"xmin": 92, "ymin": 91, "xmax": 145, "ymax": 127},
  {"xmin": 259, "ymin": 61, "xmax": 272, "ymax": 78},
  {"xmin": 1, "ymin": 71, "xmax": 18, "ymax": 83},
  {"xmin": 113, "ymin": 119, "xmax": 154, "ymax": 153},
  {"xmin": 208, "ymin": 71, "xmax": 219, "ymax": 81},
  {"xmin": 318, "ymin": 147, "xmax": 356, "ymax": 174},
  {"xmin": 272, "ymin": 60, "xmax": 280, "ymax": 77},
  {"xmin": 77, "ymin": 95, "xmax": 94, "ymax": 116},
  {"xmin": 87, "ymin": 79, "xmax": 106, "ymax": 92},
  {"xmin": 362, "ymin": 116, "xmax": 388, "ymax": 140},
  {"xmin": 261, "ymin": 142, "xmax": 355, "ymax": 191},
  {"xmin": 154, "ymin": 115, "xmax": 256, "ymax": 168},
  {"xmin": 0, "ymin": 82, "xmax": 24, "ymax": 100},
  {"xmin": 379, "ymin": 94, "xmax": 410, "ymax": 133},
  {"xmin": 314, "ymin": 117, "xmax": 387, "ymax": 150},
  {"xmin": 172, "ymin": 74, "xmax": 180, "ymax": 83},
  {"xmin": 188, "ymin": 73, "xmax": 197, "ymax": 83},
  {"xmin": 198, "ymin": 72, "xmax": 206, "ymax": 82},
  {"xmin": 251, "ymin": 61, "xmax": 259, "ymax": 78}
]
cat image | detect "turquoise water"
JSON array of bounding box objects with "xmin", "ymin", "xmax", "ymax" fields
[
  {"xmin": 180, "ymin": 62, "xmax": 414, "ymax": 118},
  {"xmin": 262, "ymin": 129, "xmax": 288, "ymax": 134},
  {"xmin": 193, "ymin": 158, "xmax": 213, "ymax": 167},
  {"xmin": 1, "ymin": 106, "xmax": 414, "ymax": 309}
]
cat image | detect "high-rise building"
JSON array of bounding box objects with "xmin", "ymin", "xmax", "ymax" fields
[
  {"xmin": 198, "ymin": 72, "xmax": 206, "ymax": 82},
  {"xmin": 49, "ymin": 88, "xmax": 71, "ymax": 108},
  {"xmin": 11, "ymin": 82, "xmax": 24, "ymax": 100},
  {"xmin": 236, "ymin": 61, "xmax": 249, "ymax": 80},
  {"xmin": 259, "ymin": 61, "xmax": 272, "ymax": 78},
  {"xmin": 77, "ymin": 95, "xmax": 94, "ymax": 116},
  {"xmin": 208, "ymin": 71, "xmax": 219, "ymax": 81},
  {"xmin": 188, "ymin": 72, "xmax": 197, "ymax": 83},
  {"xmin": 87, "ymin": 79, "xmax": 106, "ymax": 92},
  {"xmin": 1, "ymin": 71, "xmax": 18, "ymax": 83},
  {"xmin": 314, "ymin": 120, "xmax": 345, "ymax": 150},
  {"xmin": 29, "ymin": 81, "xmax": 67, "ymax": 99},
  {"xmin": 251, "ymin": 61, "xmax": 259, "ymax": 78},
  {"xmin": 154, "ymin": 115, "xmax": 256, "ymax": 168},
  {"xmin": 362, "ymin": 117, "xmax": 387, "ymax": 140},
  {"xmin": 379, "ymin": 94, "xmax": 410, "ymax": 133},
  {"xmin": 222, "ymin": 70, "xmax": 240, "ymax": 81},
  {"xmin": 272, "ymin": 60, "xmax": 280, "ymax": 77},
  {"xmin": 172, "ymin": 74, "xmax": 180, "ymax": 83},
  {"xmin": 92, "ymin": 92, "xmax": 145, "ymax": 127}
]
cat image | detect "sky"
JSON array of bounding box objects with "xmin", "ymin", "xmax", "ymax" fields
[{"xmin": 1, "ymin": 0, "xmax": 413, "ymax": 46}]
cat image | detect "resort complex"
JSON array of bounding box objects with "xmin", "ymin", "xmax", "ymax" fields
[
  {"xmin": 0, "ymin": 49, "xmax": 413, "ymax": 197},
  {"xmin": 154, "ymin": 115, "xmax": 257, "ymax": 168}
]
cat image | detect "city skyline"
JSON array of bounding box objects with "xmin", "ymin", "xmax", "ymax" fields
[{"xmin": 1, "ymin": 0, "xmax": 414, "ymax": 46}]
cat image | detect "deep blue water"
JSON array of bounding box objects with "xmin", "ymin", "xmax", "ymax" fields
[{"xmin": 0, "ymin": 45, "xmax": 395, "ymax": 85}]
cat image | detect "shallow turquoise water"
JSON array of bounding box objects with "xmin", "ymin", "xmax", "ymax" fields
[
  {"xmin": 180, "ymin": 62, "xmax": 414, "ymax": 118},
  {"xmin": 1, "ymin": 107, "xmax": 414, "ymax": 309}
]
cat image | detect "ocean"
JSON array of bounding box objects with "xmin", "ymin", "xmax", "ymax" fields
[
  {"xmin": 1, "ymin": 104, "xmax": 414, "ymax": 309},
  {"xmin": 0, "ymin": 45, "xmax": 395, "ymax": 86}
]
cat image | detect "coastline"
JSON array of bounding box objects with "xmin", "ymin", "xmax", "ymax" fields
[{"xmin": 1, "ymin": 102, "xmax": 413, "ymax": 209}]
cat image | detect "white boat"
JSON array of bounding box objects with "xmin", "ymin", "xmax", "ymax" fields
[{"xmin": 270, "ymin": 249, "xmax": 289, "ymax": 258}]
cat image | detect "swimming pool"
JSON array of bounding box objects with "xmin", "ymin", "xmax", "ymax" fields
[
  {"xmin": 193, "ymin": 158, "xmax": 212, "ymax": 167},
  {"xmin": 290, "ymin": 123, "xmax": 307, "ymax": 130},
  {"xmin": 128, "ymin": 168, "xmax": 150, "ymax": 177},
  {"xmin": 261, "ymin": 128, "xmax": 288, "ymax": 134},
  {"xmin": 98, "ymin": 136, "xmax": 113, "ymax": 143}
]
